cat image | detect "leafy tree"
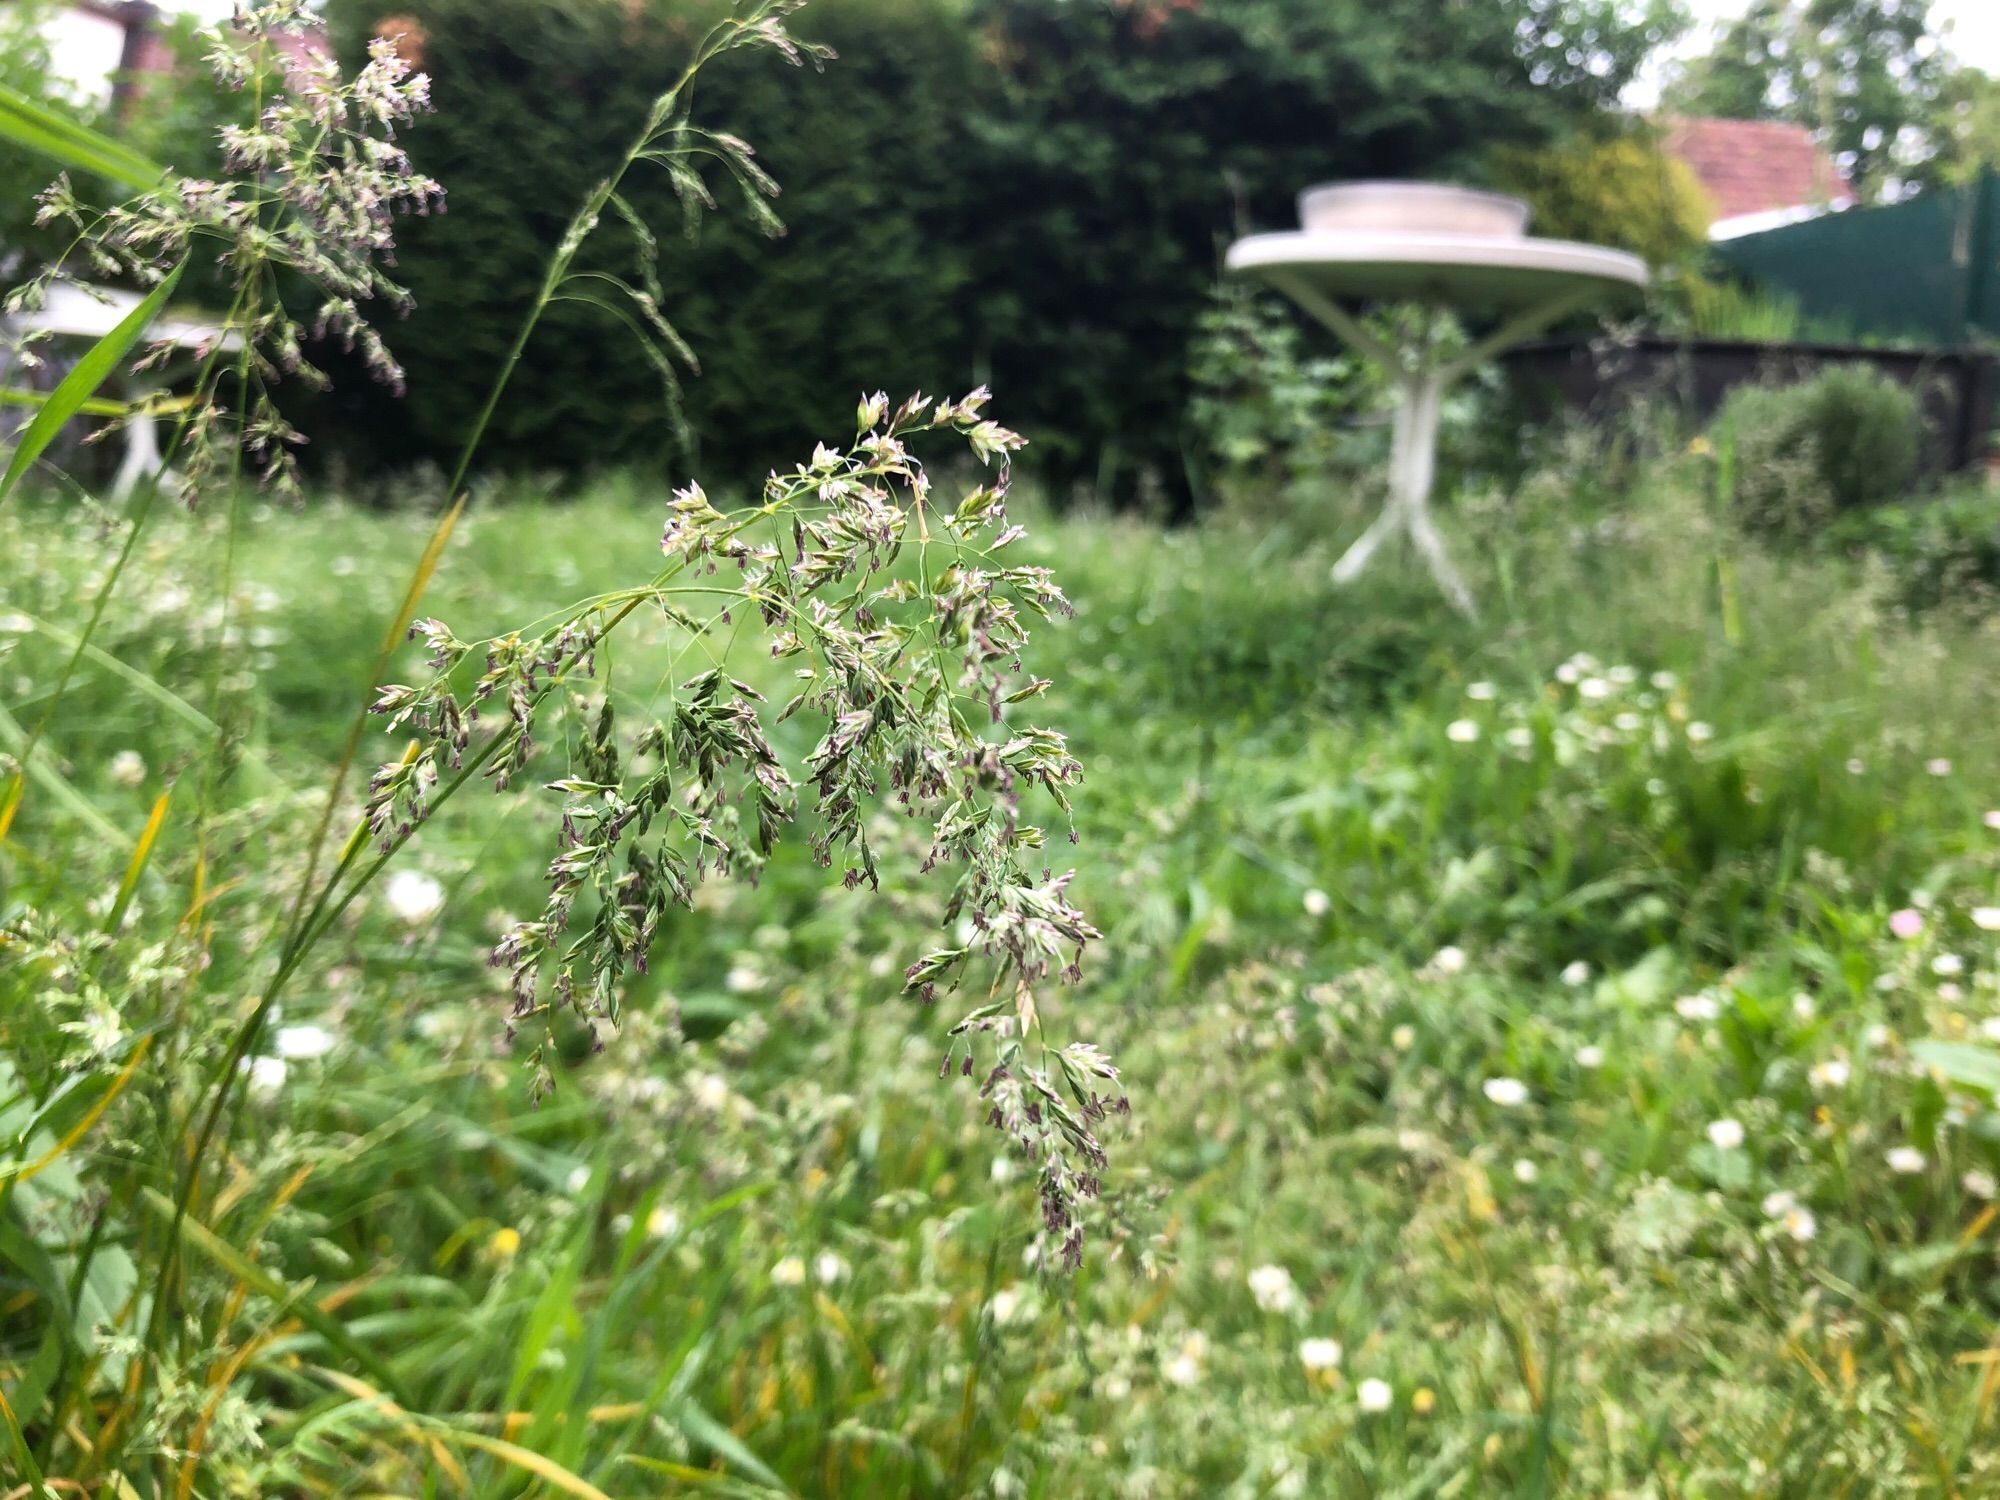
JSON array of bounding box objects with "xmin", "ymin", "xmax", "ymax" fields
[
  {"xmin": 1666, "ymin": 0, "xmax": 1945, "ymax": 196},
  {"xmin": 306, "ymin": 0, "xmax": 1678, "ymax": 499},
  {"xmin": 0, "ymin": 0, "xmax": 97, "ymax": 285},
  {"xmin": 1918, "ymin": 64, "xmax": 2000, "ymax": 188},
  {"xmin": 1487, "ymin": 125, "xmax": 1713, "ymax": 280}
]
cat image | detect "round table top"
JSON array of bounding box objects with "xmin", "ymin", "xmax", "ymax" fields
[
  {"xmin": 1225, "ymin": 231, "xmax": 1649, "ymax": 314},
  {"xmin": 7, "ymin": 281, "xmax": 241, "ymax": 351}
]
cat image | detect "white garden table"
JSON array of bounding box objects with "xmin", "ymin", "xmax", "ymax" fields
[
  {"xmin": 1226, "ymin": 183, "xmax": 1647, "ymax": 615},
  {"xmin": 4, "ymin": 281, "xmax": 241, "ymax": 499}
]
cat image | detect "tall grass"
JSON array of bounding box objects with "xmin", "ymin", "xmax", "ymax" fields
[
  {"xmin": 3, "ymin": 4, "xmax": 1115, "ymax": 1493},
  {"xmin": 13, "ymin": 435, "xmax": 2000, "ymax": 1489}
]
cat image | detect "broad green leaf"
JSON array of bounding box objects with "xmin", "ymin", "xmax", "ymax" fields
[
  {"xmin": 1, "ymin": 260, "xmax": 186, "ymax": 501},
  {"xmin": 0, "ymin": 84, "xmax": 168, "ymax": 191},
  {"xmin": 1911, "ymin": 1039, "xmax": 2000, "ymax": 1097},
  {"xmin": 677, "ymin": 1401, "xmax": 791, "ymax": 1493}
]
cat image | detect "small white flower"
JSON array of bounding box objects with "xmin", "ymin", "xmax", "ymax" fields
[
  {"xmin": 1357, "ymin": 1378, "xmax": 1394, "ymax": 1413},
  {"xmin": 814, "ymin": 1251, "xmax": 847, "ymax": 1285},
  {"xmin": 273, "ymin": 1023, "xmax": 336, "ymax": 1060},
  {"xmin": 1504, "ymin": 725, "xmax": 1535, "ymax": 750},
  {"xmin": 1299, "ymin": 1337, "xmax": 1343, "ymax": 1372},
  {"xmin": 1706, "ymin": 1118, "xmax": 1745, "ymax": 1151},
  {"xmin": 1302, "ymin": 888, "xmax": 1331, "ymax": 918},
  {"xmin": 1934, "ymin": 953, "xmax": 1966, "ymax": 977},
  {"xmin": 1446, "ymin": 718, "xmax": 1480, "ymax": 744},
  {"xmin": 383, "ymin": 868, "xmax": 445, "ymax": 926},
  {"xmin": 1613, "ymin": 711, "xmax": 1643, "ymax": 733},
  {"xmin": 1973, "ymin": 908, "xmax": 2000, "ymax": 932},
  {"xmin": 1466, "ymin": 681, "xmax": 1496, "ymax": 701},
  {"xmin": 725, "ymin": 964, "xmax": 763, "ymax": 994},
  {"xmin": 1887, "ymin": 1146, "xmax": 1927, "ymax": 1175},
  {"xmin": 693, "ymin": 1073, "xmax": 730, "ymax": 1110},
  {"xmin": 1650, "ymin": 670, "xmax": 1678, "ymax": 690},
  {"xmin": 1986, "ymin": 809, "xmax": 2000, "ymax": 831},
  {"xmin": 1686, "ymin": 721, "xmax": 1715, "ymax": 744},
  {"xmin": 1927, "ymin": 758, "xmax": 1954, "ymax": 777},
  {"xmin": 771, "ymin": 1256, "xmax": 806, "ymax": 1286},
  {"xmin": 1432, "ymin": 945, "xmax": 1467, "ymax": 975},
  {"xmin": 1782, "ymin": 1207, "xmax": 1817, "ymax": 1242},
  {"xmin": 1575, "ymin": 1044, "xmax": 1604, "ymax": 1070},
  {"xmin": 1761, "ymin": 1189, "xmax": 1796, "ymax": 1218},
  {"xmin": 1555, "ymin": 662, "xmax": 1581, "ymax": 685},
  {"xmin": 1561, "ymin": 960, "xmax": 1591, "ymax": 987},
  {"xmin": 646, "ymin": 1205, "xmax": 680, "ymax": 1239},
  {"xmin": 1846, "ymin": 757, "xmax": 1866, "ymax": 775},
  {"xmin": 1982, "ymin": 1017, "xmax": 2000, "ymax": 1043},
  {"xmin": 564, "ymin": 1165, "xmax": 590, "ymax": 1195},
  {"xmin": 1792, "ymin": 993, "xmax": 1816, "ymax": 1021},
  {"xmin": 1942, "ymin": 982, "xmax": 1965, "ymax": 1002},
  {"xmin": 108, "ymin": 750, "xmax": 146, "ymax": 787},
  {"xmin": 991, "ymin": 1154, "xmax": 1016, "ymax": 1183},
  {"xmin": 1513, "ymin": 1158, "xmax": 1538, "ymax": 1184},
  {"xmin": 1809, "ymin": 1058, "xmax": 1850, "ymax": 1090},
  {"xmin": 1248, "ymin": 1263, "xmax": 1299, "ymax": 1315},
  {"xmin": 1482, "ymin": 1077, "xmax": 1529, "ymax": 1107},
  {"xmin": 1608, "ymin": 664, "xmax": 1638, "ymax": 685},
  {"xmin": 246, "ymin": 1055, "xmax": 288, "ymax": 1096},
  {"xmin": 1963, "ymin": 1169, "xmax": 1997, "ymax": 1200},
  {"xmin": 1163, "ymin": 1334, "xmax": 1206, "ymax": 1387},
  {"xmin": 1390, "ymin": 1024, "xmax": 1416, "ymax": 1052},
  {"xmin": 990, "ymin": 1286, "xmax": 1024, "ymax": 1324},
  {"xmin": 1578, "ymin": 677, "xmax": 1610, "ymax": 701},
  {"xmin": 1675, "ymin": 994, "xmax": 1720, "ymax": 1022}
]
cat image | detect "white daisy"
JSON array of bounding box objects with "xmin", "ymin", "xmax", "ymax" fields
[
  {"xmin": 1482, "ymin": 1077, "xmax": 1529, "ymax": 1107},
  {"xmin": 383, "ymin": 869, "xmax": 445, "ymax": 926},
  {"xmin": 1299, "ymin": 1337, "xmax": 1343, "ymax": 1372},
  {"xmin": 1247, "ymin": 1263, "xmax": 1299, "ymax": 1315}
]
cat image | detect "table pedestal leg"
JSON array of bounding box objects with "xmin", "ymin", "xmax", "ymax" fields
[
  {"xmin": 1331, "ymin": 369, "xmax": 1475, "ymax": 617},
  {"xmin": 112, "ymin": 400, "xmax": 163, "ymax": 502}
]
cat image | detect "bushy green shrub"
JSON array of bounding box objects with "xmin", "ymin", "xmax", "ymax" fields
[
  {"xmin": 1832, "ymin": 480, "xmax": 2000, "ymax": 610},
  {"xmin": 1713, "ymin": 365, "xmax": 1923, "ymax": 538}
]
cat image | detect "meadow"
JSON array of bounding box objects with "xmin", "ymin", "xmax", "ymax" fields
[{"xmin": 12, "ymin": 440, "xmax": 2000, "ymax": 1495}]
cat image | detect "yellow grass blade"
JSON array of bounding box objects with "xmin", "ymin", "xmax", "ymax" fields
[
  {"xmin": 0, "ymin": 1036, "xmax": 153, "ymax": 1187},
  {"xmin": 105, "ymin": 789, "xmax": 170, "ymax": 933},
  {"xmin": 448, "ymin": 1431, "xmax": 617, "ymax": 1500},
  {"xmin": 284, "ymin": 494, "xmax": 467, "ymax": 947}
]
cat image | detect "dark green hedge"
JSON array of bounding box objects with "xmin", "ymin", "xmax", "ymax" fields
[{"xmin": 308, "ymin": 0, "xmax": 1664, "ymax": 499}]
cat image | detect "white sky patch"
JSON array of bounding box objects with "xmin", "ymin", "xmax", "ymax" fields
[{"xmin": 1627, "ymin": 0, "xmax": 2000, "ymax": 109}]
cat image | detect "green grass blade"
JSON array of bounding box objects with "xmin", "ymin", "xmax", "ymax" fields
[
  {"xmin": 0, "ymin": 698, "xmax": 129, "ymax": 846},
  {"xmin": 0, "ymin": 84, "xmax": 168, "ymax": 191},
  {"xmin": 138, "ymin": 1187, "xmax": 412, "ymax": 1406},
  {"xmin": 2, "ymin": 262, "xmax": 187, "ymax": 502}
]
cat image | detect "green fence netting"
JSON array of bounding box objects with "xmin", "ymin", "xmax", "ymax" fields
[{"xmin": 1713, "ymin": 171, "xmax": 2000, "ymax": 346}]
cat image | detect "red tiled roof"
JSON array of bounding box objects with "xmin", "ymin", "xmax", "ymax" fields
[{"xmin": 1663, "ymin": 117, "xmax": 1849, "ymax": 223}]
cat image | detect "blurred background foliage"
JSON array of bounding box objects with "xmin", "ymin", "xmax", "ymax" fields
[{"xmin": 271, "ymin": 0, "xmax": 1682, "ymax": 504}]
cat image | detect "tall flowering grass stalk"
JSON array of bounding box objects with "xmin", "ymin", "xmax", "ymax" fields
[{"xmin": 0, "ymin": 0, "xmax": 1116, "ymax": 1490}]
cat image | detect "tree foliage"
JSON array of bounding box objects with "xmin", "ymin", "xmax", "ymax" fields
[
  {"xmin": 308, "ymin": 0, "xmax": 1676, "ymax": 500},
  {"xmin": 1666, "ymin": 0, "xmax": 1944, "ymax": 196},
  {"xmin": 1488, "ymin": 126, "xmax": 1714, "ymax": 280}
]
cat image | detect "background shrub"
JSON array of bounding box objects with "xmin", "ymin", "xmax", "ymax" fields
[
  {"xmin": 1831, "ymin": 480, "xmax": 2000, "ymax": 611},
  {"xmin": 1714, "ymin": 364, "xmax": 1924, "ymax": 538}
]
